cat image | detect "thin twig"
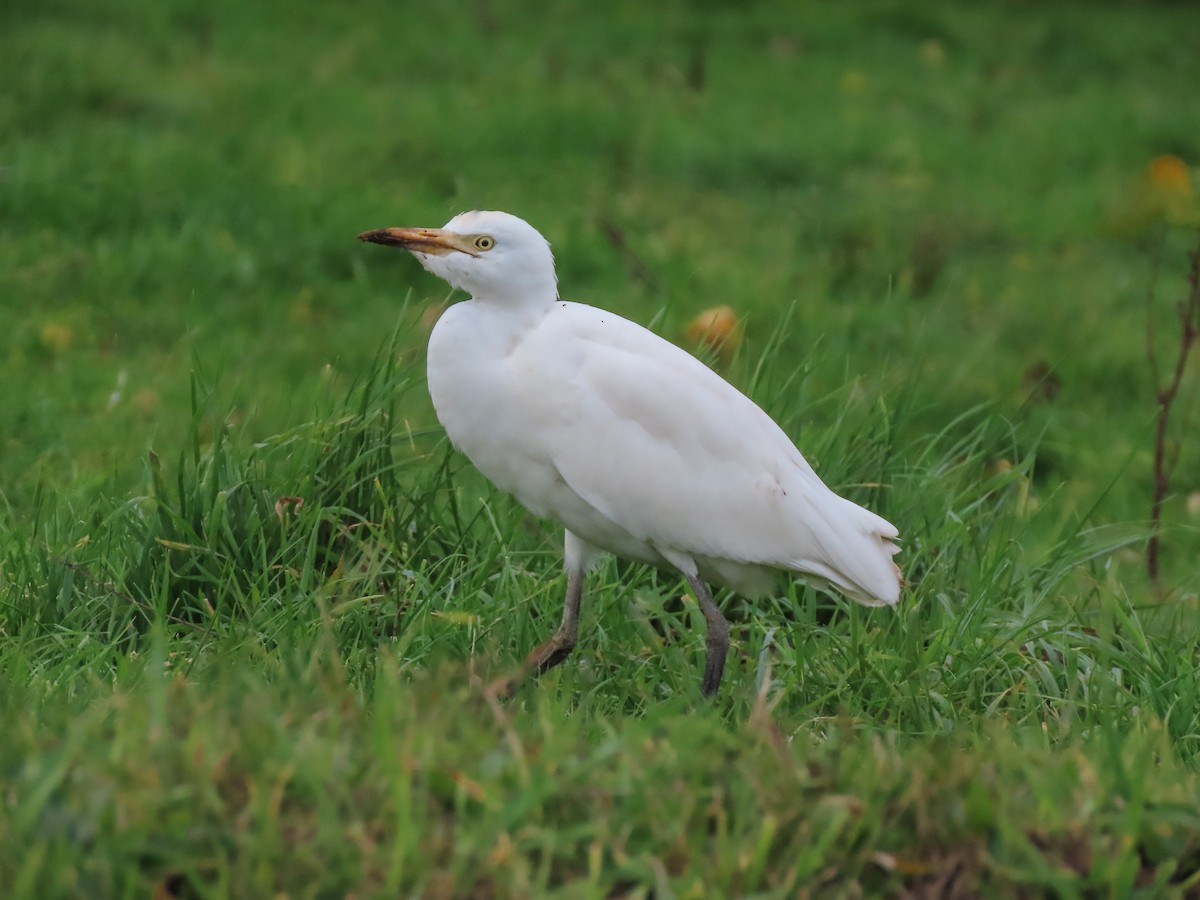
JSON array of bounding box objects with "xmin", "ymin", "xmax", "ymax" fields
[{"xmin": 1147, "ymin": 230, "xmax": 1200, "ymax": 583}]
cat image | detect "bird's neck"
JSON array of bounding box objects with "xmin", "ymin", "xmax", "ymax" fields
[
  {"xmin": 472, "ymin": 274, "xmax": 558, "ymax": 322},
  {"xmin": 467, "ymin": 292, "xmax": 554, "ymax": 334}
]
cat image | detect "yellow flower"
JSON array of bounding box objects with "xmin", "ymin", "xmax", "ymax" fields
[
  {"xmin": 1148, "ymin": 154, "xmax": 1192, "ymax": 193},
  {"xmin": 1144, "ymin": 154, "xmax": 1198, "ymax": 226},
  {"xmin": 686, "ymin": 305, "xmax": 741, "ymax": 363},
  {"xmin": 1107, "ymin": 154, "xmax": 1200, "ymax": 235},
  {"xmin": 40, "ymin": 321, "xmax": 73, "ymax": 352}
]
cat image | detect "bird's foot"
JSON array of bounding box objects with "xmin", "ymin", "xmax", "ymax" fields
[
  {"xmin": 525, "ymin": 631, "xmax": 577, "ymax": 676},
  {"xmin": 486, "ymin": 632, "xmax": 577, "ymax": 700}
]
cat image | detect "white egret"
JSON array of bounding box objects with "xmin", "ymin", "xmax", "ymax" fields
[{"xmin": 359, "ymin": 211, "xmax": 901, "ymax": 696}]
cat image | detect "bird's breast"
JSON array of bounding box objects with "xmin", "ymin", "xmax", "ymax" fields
[
  {"xmin": 426, "ymin": 302, "xmax": 665, "ymax": 564},
  {"xmin": 426, "ymin": 303, "xmax": 568, "ymax": 516}
]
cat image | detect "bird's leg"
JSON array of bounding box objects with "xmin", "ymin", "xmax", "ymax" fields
[
  {"xmin": 488, "ymin": 567, "xmax": 586, "ymax": 700},
  {"xmin": 524, "ymin": 568, "xmax": 584, "ymax": 675},
  {"xmin": 684, "ymin": 573, "xmax": 730, "ymax": 697}
]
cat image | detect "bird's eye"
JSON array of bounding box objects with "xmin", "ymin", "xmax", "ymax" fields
[{"xmin": 474, "ymin": 235, "xmax": 495, "ymax": 251}]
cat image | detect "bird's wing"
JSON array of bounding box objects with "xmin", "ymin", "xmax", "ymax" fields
[{"xmin": 516, "ymin": 304, "xmax": 900, "ymax": 604}]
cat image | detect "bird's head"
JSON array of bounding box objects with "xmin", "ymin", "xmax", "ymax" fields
[{"xmin": 358, "ymin": 210, "xmax": 558, "ymax": 305}]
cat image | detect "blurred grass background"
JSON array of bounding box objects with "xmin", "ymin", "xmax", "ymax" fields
[
  {"xmin": 4, "ymin": 0, "xmax": 1197, "ymax": 529},
  {"xmin": 3, "ymin": 0, "xmax": 1200, "ymax": 895}
]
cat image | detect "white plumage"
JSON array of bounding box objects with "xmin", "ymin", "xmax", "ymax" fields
[{"xmin": 360, "ymin": 210, "xmax": 901, "ymax": 696}]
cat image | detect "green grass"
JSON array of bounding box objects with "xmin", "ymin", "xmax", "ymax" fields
[{"xmin": 3, "ymin": 0, "xmax": 1200, "ymax": 895}]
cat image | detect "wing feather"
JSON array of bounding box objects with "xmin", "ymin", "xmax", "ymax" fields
[{"xmin": 513, "ymin": 303, "xmax": 900, "ymax": 604}]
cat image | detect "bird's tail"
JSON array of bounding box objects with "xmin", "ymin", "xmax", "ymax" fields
[{"xmin": 799, "ymin": 498, "xmax": 902, "ymax": 607}]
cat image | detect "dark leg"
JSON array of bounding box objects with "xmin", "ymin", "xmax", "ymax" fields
[
  {"xmin": 684, "ymin": 573, "xmax": 730, "ymax": 697},
  {"xmin": 524, "ymin": 568, "xmax": 584, "ymax": 674}
]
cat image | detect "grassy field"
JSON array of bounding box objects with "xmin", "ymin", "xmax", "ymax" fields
[{"xmin": 3, "ymin": 0, "xmax": 1200, "ymax": 895}]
